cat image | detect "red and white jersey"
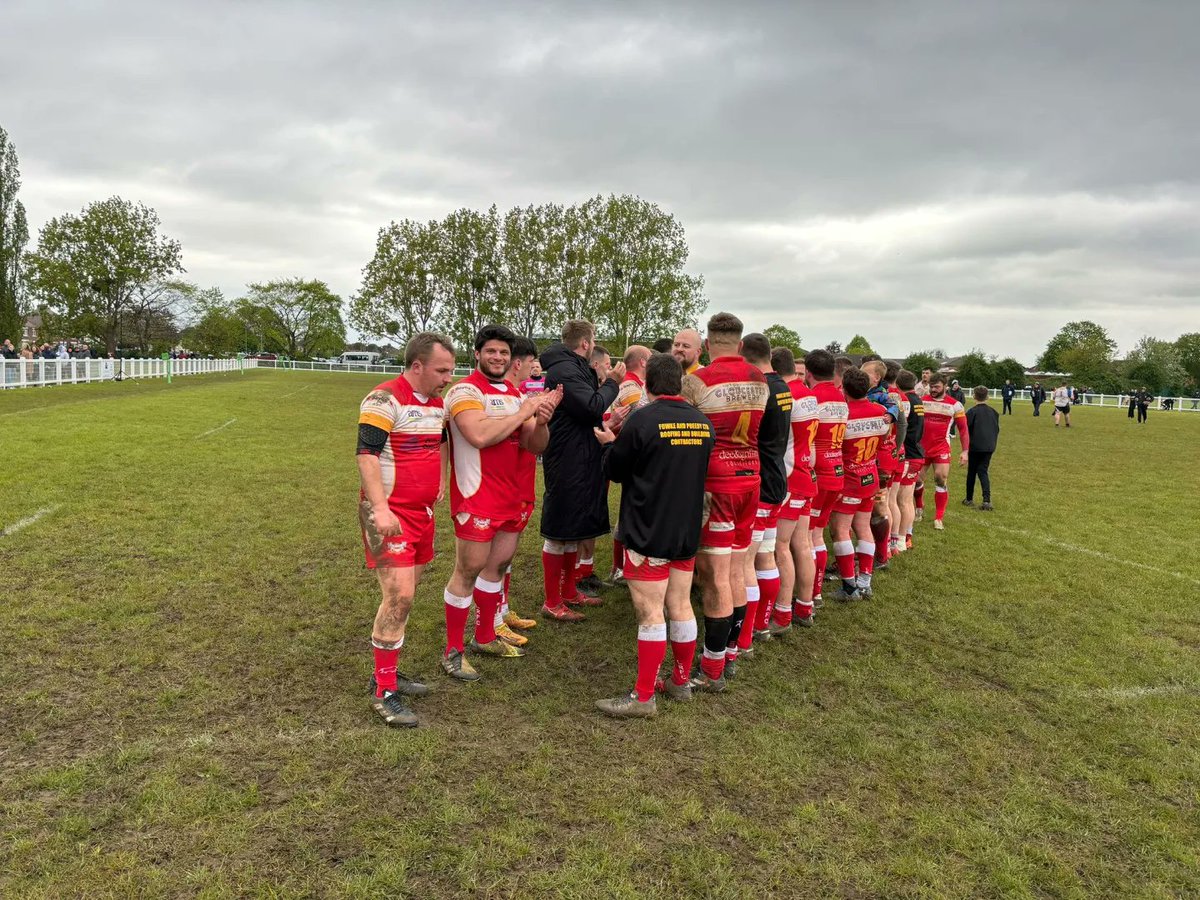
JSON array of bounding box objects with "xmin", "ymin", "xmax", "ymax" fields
[
  {"xmin": 784, "ymin": 379, "xmax": 818, "ymax": 489},
  {"xmin": 510, "ymin": 379, "xmax": 538, "ymax": 503},
  {"xmin": 604, "ymin": 372, "xmax": 647, "ymax": 422},
  {"xmin": 920, "ymin": 393, "xmax": 969, "ymax": 453},
  {"xmin": 880, "ymin": 384, "xmax": 904, "ymax": 461},
  {"xmin": 445, "ymin": 370, "xmax": 524, "ymax": 519},
  {"xmin": 842, "ymin": 398, "xmax": 891, "ymax": 477},
  {"xmin": 811, "ymin": 381, "xmax": 849, "ymax": 479},
  {"xmin": 682, "ymin": 356, "xmax": 768, "ymax": 493},
  {"xmin": 358, "ymin": 377, "xmax": 444, "ymax": 508}
]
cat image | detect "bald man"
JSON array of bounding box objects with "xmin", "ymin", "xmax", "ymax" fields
[
  {"xmin": 673, "ymin": 329, "xmax": 703, "ymax": 375},
  {"xmin": 605, "ymin": 345, "xmax": 653, "ymax": 583}
]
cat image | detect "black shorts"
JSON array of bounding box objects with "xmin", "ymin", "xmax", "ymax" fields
[{"xmin": 1055, "ymin": 404, "xmax": 1070, "ymax": 415}]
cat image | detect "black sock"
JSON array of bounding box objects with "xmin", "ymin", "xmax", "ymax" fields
[
  {"xmin": 725, "ymin": 606, "xmax": 746, "ymax": 650},
  {"xmin": 704, "ymin": 615, "xmax": 733, "ymax": 657}
]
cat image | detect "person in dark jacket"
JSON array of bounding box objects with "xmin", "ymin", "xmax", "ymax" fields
[
  {"xmin": 1136, "ymin": 387, "xmax": 1150, "ymax": 424},
  {"xmin": 1031, "ymin": 382, "xmax": 1046, "ymax": 416},
  {"xmin": 538, "ymin": 319, "xmax": 625, "ymax": 622},
  {"xmin": 1001, "ymin": 380, "xmax": 1016, "ymax": 415},
  {"xmin": 964, "ymin": 386, "xmax": 1000, "ymax": 510},
  {"xmin": 592, "ymin": 353, "xmax": 714, "ymax": 718}
]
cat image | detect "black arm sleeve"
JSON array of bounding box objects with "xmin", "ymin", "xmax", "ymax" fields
[{"xmin": 357, "ymin": 423, "xmax": 389, "ymax": 456}]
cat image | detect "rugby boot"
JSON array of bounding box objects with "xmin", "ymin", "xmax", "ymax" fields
[
  {"xmin": 441, "ymin": 648, "xmax": 481, "ymax": 682},
  {"xmin": 688, "ymin": 667, "xmax": 728, "ymax": 694},
  {"xmin": 595, "ymin": 691, "xmax": 657, "ymax": 719},
  {"xmin": 933, "ymin": 519, "xmax": 945, "ymax": 531},
  {"xmin": 369, "ymin": 690, "xmax": 418, "ymax": 728},
  {"xmin": 470, "ymin": 638, "xmax": 525, "ymax": 658},
  {"xmin": 981, "ymin": 502, "xmax": 994, "ymax": 511},
  {"xmin": 834, "ymin": 581, "xmax": 859, "ymax": 602},
  {"xmin": 368, "ymin": 673, "xmax": 429, "ymax": 699},
  {"xmin": 496, "ymin": 623, "xmax": 529, "ymax": 647},
  {"xmin": 768, "ymin": 619, "xmax": 791, "ymax": 637},
  {"xmin": 504, "ymin": 610, "xmax": 538, "ymax": 630},
  {"xmin": 576, "ymin": 574, "xmax": 606, "ymax": 596},
  {"xmin": 541, "ymin": 603, "xmax": 586, "ymax": 623},
  {"xmin": 566, "ymin": 591, "xmax": 603, "ymax": 607},
  {"xmin": 660, "ymin": 678, "xmax": 694, "ymax": 703}
]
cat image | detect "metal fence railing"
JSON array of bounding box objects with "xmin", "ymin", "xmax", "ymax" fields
[
  {"xmin": 1, "ymin": 356, "xmax": 244, "ymax": 388},
  {"xmin": 985, "ymin": 389, "xmax": 1200, "ymax": 412}
]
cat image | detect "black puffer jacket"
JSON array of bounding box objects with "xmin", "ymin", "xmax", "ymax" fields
[{"xmin": 538, "ymin": 343, "xmax": 620, "ymax": 542}]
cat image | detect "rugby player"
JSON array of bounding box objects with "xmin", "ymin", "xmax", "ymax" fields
[
  {"xmin": 442, "ymin": 325, "xmax": 560, "ymax": 681},
  {"xmin": 672, "ymin": 328, "xmax": 703, "ymax": 375},
  {"xmin": 494, "ymin": 336, "xmax": 545, "ymax": 648},
  {"xmin": 592, "ymin": 353, "xmax": 715, "ymax": 718},
  {"xmin": 766, "ymin": 347, "xmax": 818, "ymax": 633},
  {"xmin": 804, "ymin": 349, "xmax": 848, "ymax": 609},
  {"xmin": 830, "ymin": 367, "xmax": 891, "ymax": 600},
  {"xmin": 895, "ymin": 370, "xmax": 925, "ymax": 550},
  {"xmin": 357, "ymin": 332, "xmax": 456, "ymax": 728},
  {"xmin": 682, "ymin": 313, "xmax": 768, "ymax": 691},
  {"xmin": 920, "ymin": 373, "xmax": 969, "ymax": 530},
  {"xmin": 860, "ymin": 359, "xmax": 901, "ymax": 570},
  {"xmin": 606, "ymin": 345, "xmax": 652, "ymax": 584},
  {"xmin": 731, "ymin": 333, "xmax": 790, "ymax": 668},
  {"xmin": 882, "ymin": 361, "xmax": 908, "ymax": 557}
]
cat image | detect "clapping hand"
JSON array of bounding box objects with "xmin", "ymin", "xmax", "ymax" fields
[
  {"xmin": 609, "ymin": 361, "xmax": 627, "ymax": 383},
  {"xmin": 593, "ymin": 423, "xmax": 617, "ymax": 445}
]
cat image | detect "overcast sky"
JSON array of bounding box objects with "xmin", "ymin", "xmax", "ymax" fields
[{"xmin": 5, "ymin": 1, "xmax": 1198, "ymax": 361}]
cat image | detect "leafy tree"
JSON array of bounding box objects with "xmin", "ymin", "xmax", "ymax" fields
[
  {"xmin": 902, "ymin": 351, "xmax": 940, "ymax": 374},
  {"xmin": 239, "ymin": 278, "xmax": 345, "ymax": 359},
  {"xmin": 845, "ymin": 334, "xmax": 874, "ymax": 355},
  {"xmin": 1124, "ymin": 337, "xmax": 1187, "ymax": 395},
  {"xmin": 992, "ymin": 357, "xmax": 1027, "ymax": 386},
  {"xmin": 825, "ymin": 340, "xmax": 843, "ymax": 354},
  {"xmin": 763, "ymin": 324, "xmax": 804, "ymax": 358},
  {"xmin": 26, "ymin": 197, "xmax": 184, "ymax": 355},
  {"xmin": 180, "ymin": 288, "xmax": 252, "ymax": 356},
  {"xmin": 1037, "ymin": 321, "xmax": 1116, "ymax": 373},
  {"xmin": 0, "ymin": 126, "xmax": 28, "ymax": 344},
  {"xmin": 351, "ymin": 218, "xmax": 444, "ymax": 342},
  {"xmin": 1174, "ymin": 332, "xmax": 1200, "ymax": 386},
  {"xmin": 953, "ymin": 350, "xmax": 994, "ymax": 388}
]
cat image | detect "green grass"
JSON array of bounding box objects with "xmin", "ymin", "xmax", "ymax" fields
[{"xmin": 2, "ymin": 372, "xmax": 1199, "ymax": 898}]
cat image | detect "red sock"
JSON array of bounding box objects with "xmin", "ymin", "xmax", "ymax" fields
[
  {"xmin": 915, "ymin": 484, "xmax": 925, "ymax": 509},
  {"xmin": 372, "ymin": 644, "xmax": 400, "ymax": 695},
  {"xmin": 443, "ymin": 589, "xmax": 470, "ymax": 655},
  {"xmin": 636, "ymin": 624, "xmax": 667, "ymax": 701},
  {"xmin": 773, "ymin": 600, "xmax": 793, "ymax": 627},
  {"xmin": 756, "ymin": 567, "xmax": 780, "ymax": 630},
  {"xmin": 833, "ymin": 541, "xmax": 856, "ymax": 580},
  {"xmin": 856, "ymin": 548, "xmax": 875, "ymax": 577},
  {"xmin": 737, "ymin": 599, "xmax": 758, "ymax": 650},
  {"xmin": 561, "ymin": 547, "xmax": 579, "ymax": 600},
  {"xmin": 472, "ymin": 578, "xmax": 503, "ymax": 643},
  {"xmin": 700, "ymin": 649, "xmax": 725, "ymax": 680},
  {"xmin": 793, "ymin": 598, "xmax": 813, "ymax": 621},
  {"xmin": 935, "ymin": 487, "xmax": 949, "ymax": 520},
  {"xmin": 542, "ymin": 544, "xmax": 564, "ymax": 607},
  {"xmin": 813, "ymin": 545, "xmax": 827, "ymax": 597},
  {"xmin": 612, "ymin": 539, "xmax": 624, "ymax": 572},
  {"xmin": 577, "ymin": 556, "xmax": 594, "ymax": 579},
  {"xmin": 669, "ymin": 619, "xmax": 697, "ymax": 686}
]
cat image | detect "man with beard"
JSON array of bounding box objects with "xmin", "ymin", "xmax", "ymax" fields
[
  {"xmin": 919, "ymin": 373, "xmax": 969, "ymax": 531},
  {"xmin": 442, "ymin": 326, "xmax": 561, "ymax": 681},
  {"xmin": 672, "ymin": 328, "xmax": 704, "ymax": 375}
]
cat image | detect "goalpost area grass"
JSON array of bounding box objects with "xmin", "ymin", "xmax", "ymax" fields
[{"xmin": 2, "ymin": 371, "xmax": 1198, "ymax": 898}]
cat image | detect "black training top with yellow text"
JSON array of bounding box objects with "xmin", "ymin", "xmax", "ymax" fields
[
  {"xmin": 602, "ymin": 396, "xmax": 715, "ymax": 561},
  {"xmin": 758, "ymin": 371, "xmax": 792, "ymax": 505}
]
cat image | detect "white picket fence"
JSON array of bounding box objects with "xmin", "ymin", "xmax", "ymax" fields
[
  {"xmin": 252, "ymin": 358, "xmax": 475, "ymax": 378},
  {"xmin": 986, "ymin": 389, "xmax": 1200, "ymax": 412},
  {"xmin": 1, "ymin": 356, "xmax": 244, "ymax": 388}
]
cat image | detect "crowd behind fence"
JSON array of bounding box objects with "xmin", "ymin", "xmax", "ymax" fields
[{"xmin": 3, "ymin": 356, "xmax": 1199, "ymax": 411}]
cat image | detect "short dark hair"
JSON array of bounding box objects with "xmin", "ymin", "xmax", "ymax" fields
[
  {"xmin": 770, "ymin": 347, "xmax": 796, "ymax": 377},
  {"xmin": 896, "ymin": 369, "xmax": 917, "ymax": 391},
  {"xmin": 741, "ymin": 333, "xmax": 771, "ymax": 364},
  {"xmin": 510, "ymin": 336, "xmax": 537, "ymax": 360},
  {"xmin": 706, "ymin": 312, "xmax": 744, "ymax": 342},
  {"xmin": 929, "ymin": 373, "xmax": 947, "ymax": 387},
  {"xmin": 842, "ymin": 367, "xmax": 869, "ymax": 399},
  {"xmin": 405, "ymin": 332, "xmax": 455, "ymax": 367},
  {"xmin": 645, "ymin": 353, "xmax": 682, "ymax": 397},
  {"xmin": 561, "ymin": 319, "xmax": 594, "ymax": 348},
  {"xmin": 861, "ymin": 353, "xmax": 882, "ymax": 364},
  {"xmin": 885, "ymin": 361, "xmax": 900, "ymax": 382},
  {"xmin": 590, "ymin": 344, "xmax": 610, "ymax": 363},
  {"xmin": 474, "ymin": 324, "xmax": 516, "ymax": 353},
  {"xmin": 834, "ymin": 355, "xmax": 855, "ymax": 377},
  {"xmin": 652, "ymin": 337, "xmax": 673, "ymax": 354},
  {"xmin": 973, "ymin": 385, "xmax": 989, "ymax": 402},
  {"xmin": 805, "ymin": 348, "xmax": 835, "ymax": 379}
]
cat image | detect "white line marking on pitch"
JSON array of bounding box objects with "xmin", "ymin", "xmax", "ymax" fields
[
  {"xmin": 1, "ymin": 505, "xmax": 60, "ymax": 537},
  {"xmin": 196, "ymin": 418, "xmax": 237, "ymax": 439},
  {"xmin": 1092, "ymin": 684, "xmax": 1197, "ymax": 700},
  {"xmin": 279, "ymin": 384, "xmax": 313, "ymax": 400},
  {"xmin": 968, "ymin": 519, "xmax": 1200, "ymax": 587}
]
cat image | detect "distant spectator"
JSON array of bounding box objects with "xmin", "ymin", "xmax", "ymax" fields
[
  {"xmin": 1136, "ymin": 387, "xmax": 1150, "ymax": 424},
  {"xmin": 964, "ymin": 386, "xmax": 999, "ymax": 510},
  {"xmin": 651, "ymin": 337, "xmax": 674, "ymax": 354},
  {"xmin": 1031, "ymin": 382, "xmax": 1046, "ymax": 416},
  {"xmin": 1052, "ymin": 382, "xmax": 1072, "ymax": 428},
  {"xmin": 1, "ymin": 339, "xmax": 15, "ymax": 359},
  {"xmin": 1001, "ymin": 379, "xmax": 1015, "ymax": 415}
]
